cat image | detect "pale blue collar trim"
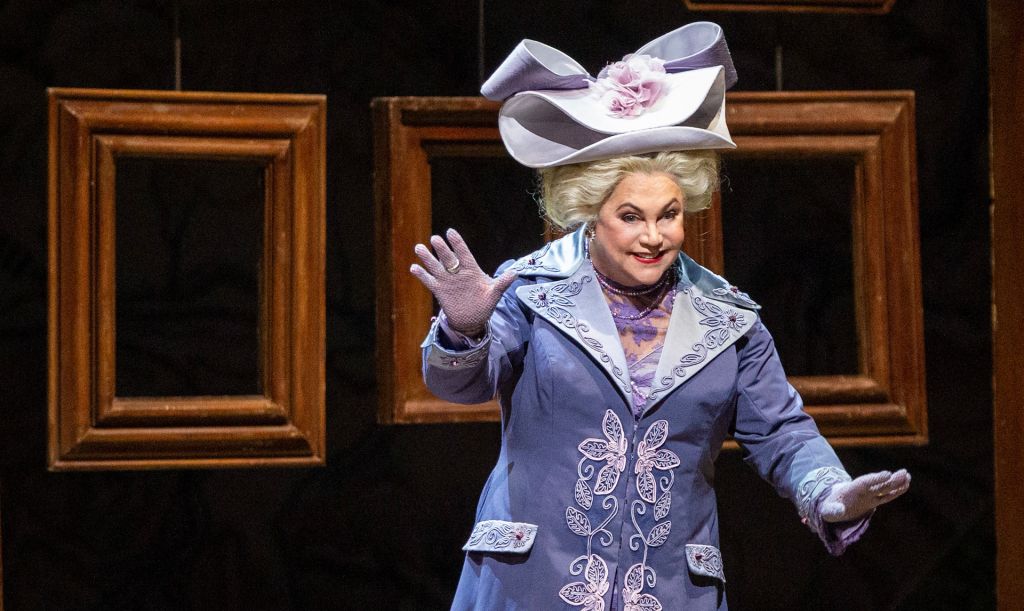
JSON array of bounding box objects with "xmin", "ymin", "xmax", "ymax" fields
[
  {"xmin": 515, "ymin": 259, "xmax": 633, "ymax": 405},
  {"xmin": 506, "ymin": 227, "xmax": 588, "ymax": 278},
  {"xmin": 511, "ymin": 228, "xmax": 762, "ymax": 413},
  {"xmin": 643, "ymin": 280, "xmax": 757, "ymax": 413}
]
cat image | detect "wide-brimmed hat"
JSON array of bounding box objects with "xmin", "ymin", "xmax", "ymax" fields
[{"xmin": 482, "ymin": 22, "xmax": 737, "ymax": 168}]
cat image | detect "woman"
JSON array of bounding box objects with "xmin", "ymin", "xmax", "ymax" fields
[{"xmin": 411, "ymin": 23, "xmax": 910, "ymax": 611}]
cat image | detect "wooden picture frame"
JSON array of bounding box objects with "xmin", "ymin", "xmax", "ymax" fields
[
  {"xmin": 373, "ymin": 93, "xmax": 926, "ymax": 448},
  {"xmin": 682, "ymin": 0, "xmax": 895, "ymax": 14},
  {"xmin": 716, "ymin": 91, "xmax": 925, "ymax": 446},
  {"xmin": 373, "ymin": 98, "xmax": 503, "ymax": 424},
  {"xmin": 48, "ymin": 88, "xmax": 326, "ymax": 469}
]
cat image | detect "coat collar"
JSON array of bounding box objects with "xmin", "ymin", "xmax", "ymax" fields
[
  {"xmin": 515, "ymin": 261, "xmax": 634, "ymax": 403},
  {"xmin": 506, "ymin": 228, "xmax": 588, "ymax": 278},
  {"xmin": 642, "ymin": 283, "xmax": 756, "ymax": 412},
  {"xmin": 514, "ymin": 228, "xmax": 761, "ymax": 413},
  {"xmin": 511, "ymin": 228, "xmax": 761, "ymax": 311}
]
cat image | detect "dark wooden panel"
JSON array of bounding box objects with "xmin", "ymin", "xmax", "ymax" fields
[{"xmin": 990, "ymin": 0, "xmax": 1024, "ymax": 607}]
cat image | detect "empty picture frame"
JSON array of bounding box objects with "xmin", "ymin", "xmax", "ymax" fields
[
  {"xmin": 48, "ymin": 88, "xmax": 326, "ymax": 469},
  {"xmin": 718, "ymin": 91, "xmax": 926, "ymax": 446},
  {"xmin": 373, "ymin": 92, "xmax": 926, "ymax": 447},
  {"xmin": 373, "ymin": 97, "xmax": 721, "ymax": 425},
  {"xmin": 682, "ymin": 0, "xmax": 895, "ymax": 14}
]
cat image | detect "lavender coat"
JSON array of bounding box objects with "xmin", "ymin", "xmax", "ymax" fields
[{"xmin": 422, "ymin": 229, "xmax": 865, "ymax": 611}]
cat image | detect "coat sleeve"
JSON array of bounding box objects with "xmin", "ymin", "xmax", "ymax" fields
[
  {"xmin": 731, "ymin": 320, "xmax": 871, "ymax": 555},
  {"xmin": 421, "ymin": 265, "xmax": 533, "ymax": 405}
]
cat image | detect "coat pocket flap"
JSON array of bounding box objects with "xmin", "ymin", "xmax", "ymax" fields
[
  {"xmin": 462, "ymin": 520, "xmax": 538, "ymax": 554},
  {"xmin": 685, "ymin": 544, "xmax": 726, "ymax": 582}
]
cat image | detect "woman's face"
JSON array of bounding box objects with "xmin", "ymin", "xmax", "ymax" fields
[{"xmin": 589, "ymin": 171, "xmax": 685, "ymax": 287}]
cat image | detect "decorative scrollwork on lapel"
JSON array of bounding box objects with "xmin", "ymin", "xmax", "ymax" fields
[
  {"xmin": 646, "ymin": 287, "xmax": 748, "ymax": 402},
  {"xmin": 527, "ymin": 276, "xmax": 629, "ymax": 393},
  {"xmin": 527, "ymin": 279, "xmax": 585, "ymax": 315}
]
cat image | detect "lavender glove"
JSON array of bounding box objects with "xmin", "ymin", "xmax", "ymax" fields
[
  {"xmin": 410, "ymin": 228, "xmax": 517, "ymax": 337},
  {"xmin": 821, "ymin": 469, "xmax": 911, "ymax": 523}
]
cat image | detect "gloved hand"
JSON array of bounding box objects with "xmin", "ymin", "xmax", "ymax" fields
[
  {"xmin": 410, "ymin": 228, "xmax": 518, "ymax": 337},
  {"xmin": 821, "ymin": 469, "xmax": 911, "ymax": 523}
]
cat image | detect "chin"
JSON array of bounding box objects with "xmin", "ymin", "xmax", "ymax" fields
[{"xmin": 624, "ymin": 262, "xmax": 672, "ymax": 285}]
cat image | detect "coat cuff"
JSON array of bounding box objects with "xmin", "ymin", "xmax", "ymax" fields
[
  {"xmin": 436, "ymin": 312, "xmax": 488, "ymax": 349},
  {"xmin": 796, "ymin": 466, "xmax": 872, "ymax": 556},
  {"xmin": 421, "ymin": 314, "xmax": 492, "ymax": 370}
]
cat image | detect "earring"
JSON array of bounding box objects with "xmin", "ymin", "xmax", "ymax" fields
[{"xmin": 584, "ymin": 222, "xmax": 595, "ymax": 259}]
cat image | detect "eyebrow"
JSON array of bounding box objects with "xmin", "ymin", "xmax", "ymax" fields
[{"xmin": 614, "ymin": 199, "xmax": 682, "ymax": 213}]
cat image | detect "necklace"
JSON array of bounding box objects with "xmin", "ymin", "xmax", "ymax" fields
[
  {"xmin": 595, "ymin": 268, "xmax": 676, "ymax": 320},
  {"xmin": 609, "ymin": 286, "xmax": 676, "ymax": 320},
  {"xmin": 594, "ymin": 268, "xmax": 669, "ymax": 296}
]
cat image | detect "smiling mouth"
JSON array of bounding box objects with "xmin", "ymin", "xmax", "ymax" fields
[{"xmin": 632, "ymin": 252, "xmax": 665, "ymax": 264}]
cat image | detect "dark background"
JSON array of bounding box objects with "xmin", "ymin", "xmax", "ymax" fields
[{"xmin": 0, "ymin": 0, "xmax": 990, "ymax": 609}]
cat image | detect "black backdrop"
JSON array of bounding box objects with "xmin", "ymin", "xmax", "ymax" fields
[{"xmin": 0, "ymin": 1, "xmax": 991, "ymax": 609}]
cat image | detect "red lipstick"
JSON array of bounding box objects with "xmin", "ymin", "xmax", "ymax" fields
[{"xmin": 633, "ymin": 253, "xmax": 664, "ymax": 264}]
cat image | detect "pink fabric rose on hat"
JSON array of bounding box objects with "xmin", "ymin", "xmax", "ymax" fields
[{"xmin": 589, "ymin": 54, "xmax": 668, "ymax": 118}]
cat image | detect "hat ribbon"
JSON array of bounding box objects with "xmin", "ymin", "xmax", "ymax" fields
[{"xmin": 481, "ymin": 22, "xmax": 737, "ymax": 102}]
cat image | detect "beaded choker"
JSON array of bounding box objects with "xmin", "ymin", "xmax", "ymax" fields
[
  {"xmin": 594, "ymin": 267, "xmax": 676, "ymax": 320},
  {"xmin": 594, "ymin": 267, "xmax": 671, "ymax": 296}
]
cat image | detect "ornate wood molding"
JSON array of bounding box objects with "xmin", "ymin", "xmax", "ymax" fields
[{"xmin": 48, "ymin": 89, "xmax": 326, "ymax": 469}]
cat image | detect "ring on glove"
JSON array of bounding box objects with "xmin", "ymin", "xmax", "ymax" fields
[{"xmin": 445, "ymin": 259, "xmax": 461, "ymax": 274}]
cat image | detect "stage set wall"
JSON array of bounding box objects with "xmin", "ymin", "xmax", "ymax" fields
[{"xmin": 0, "ymin": 1, "xmax": 990, "ymax": 609}]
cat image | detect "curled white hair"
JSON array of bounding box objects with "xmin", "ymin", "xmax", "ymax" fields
[{"xmin": 538, "ymin": 151, "xmax": 719, "ymax": 231}]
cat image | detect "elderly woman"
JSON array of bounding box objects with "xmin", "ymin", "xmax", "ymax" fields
[{"xmin": 411, "ymin": 23, "xmax": 909, "ymax": 611}]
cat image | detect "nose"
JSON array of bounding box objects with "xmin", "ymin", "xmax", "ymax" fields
[{"xmin": 639, "ymin": 221, "xmax": 662, "ymax": 248}]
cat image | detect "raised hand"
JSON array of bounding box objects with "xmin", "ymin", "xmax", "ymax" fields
[
  {"xmin": 410, "ymin": 228, "xmax": 518, "ymax": 337},
  {"xmin": 821, "ymin": 469, "xmax": 911, "ymax": 523}
]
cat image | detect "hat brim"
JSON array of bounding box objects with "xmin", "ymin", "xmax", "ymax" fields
[
  {"xmin": 498, "ymin": 121, "xmax": 735, "ymax": 168},
  {"xmin": 497, "ymin": 80, "xmax": 734, "ymax": 168},
  {"xmin": 511, "ymin": 66, "xmax": 723, "ymax": 135}
]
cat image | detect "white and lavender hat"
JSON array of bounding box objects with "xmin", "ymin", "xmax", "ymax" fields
[{"xmin": 482, "ymin": 22, "xmax": 738, "ymax": 168}]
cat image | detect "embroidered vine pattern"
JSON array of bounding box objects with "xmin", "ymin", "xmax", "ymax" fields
[
  {"xmin": 623, "ymin": 420, "xmax": 679, "ymax": 611},
  {"xmin": 560, "ymin": 412, "xmax": 679, "ymax": 611},
  {"xmin": 528, "ymin": 276, "xmax": 631, "ymax": 394},
  {"xmin": 646, "ymin": 287, "xmax": 747, "ymax": 401},
  {"xmin": 560, "ymin": 409, "xmax": 625, "ymax": 610},
  {"xmin": 559, "ymin": 554, "xmax": 611, "ymax": 611}
]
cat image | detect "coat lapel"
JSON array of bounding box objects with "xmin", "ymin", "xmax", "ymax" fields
[
  {"xmin": 642, "ymin": 261, "xmax": 759, "ymax": 413},
  {"xmin": 515, "ymin": 262, "xmax": 633, "ymax": 405},
  {"xmin": 509, "ymin": 230, "xmax": 762, "ymax": 412}
]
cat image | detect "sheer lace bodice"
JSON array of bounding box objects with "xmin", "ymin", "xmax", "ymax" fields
[{"xmin": 595, "ymin": 268, "xmax": 678, "ymax": 418}]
